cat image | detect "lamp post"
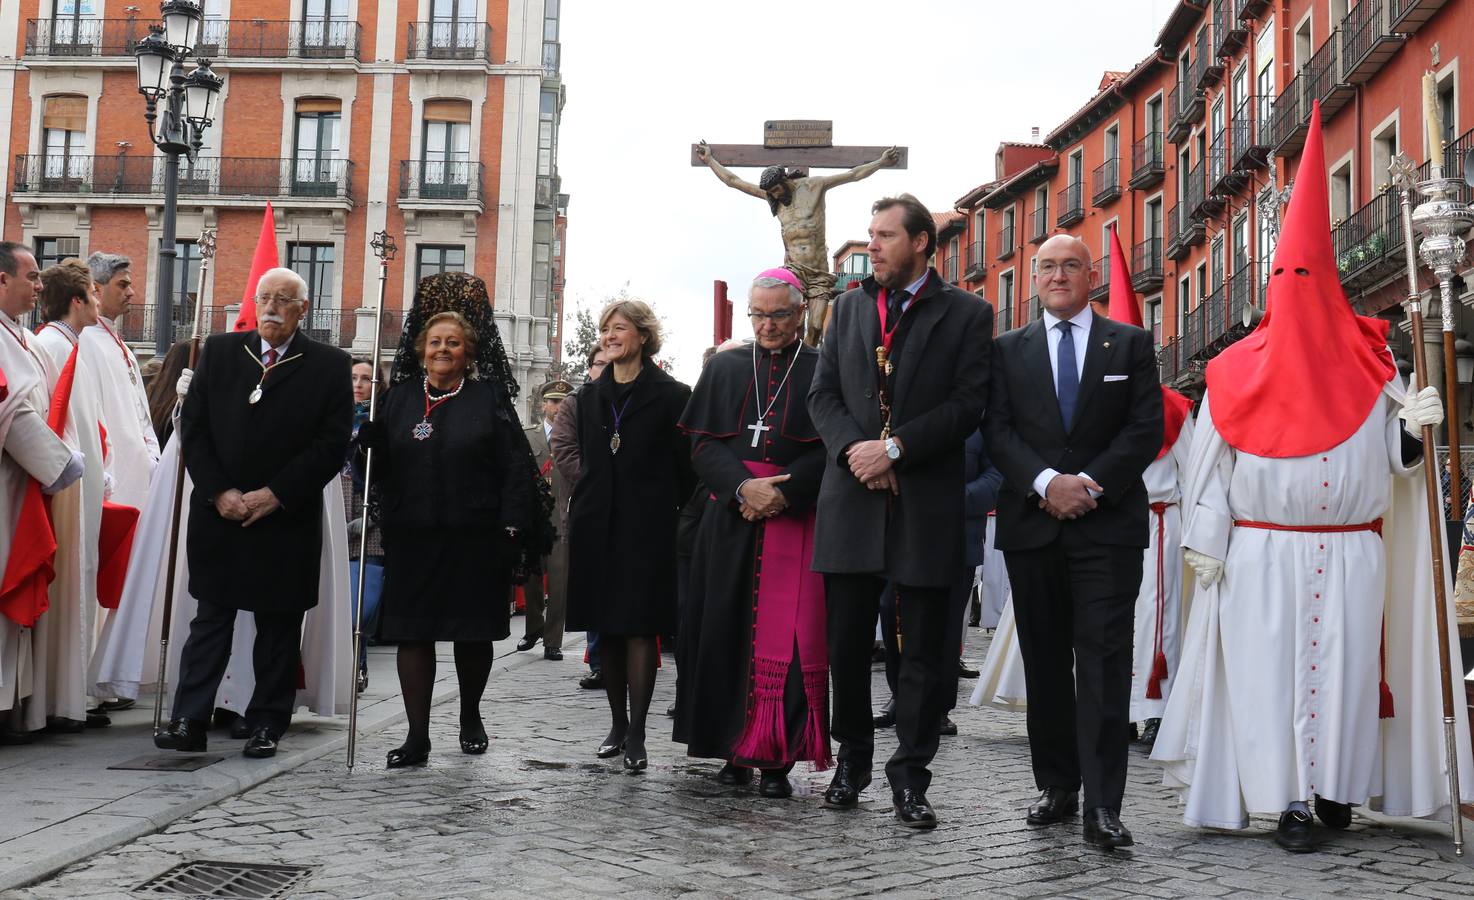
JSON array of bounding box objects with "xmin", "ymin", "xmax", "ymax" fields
[{"xmin": 135, "ymin": 1, "xmax": 222, "ymax": 358}]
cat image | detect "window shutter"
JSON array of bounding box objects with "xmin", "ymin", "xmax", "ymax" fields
[
  {"xmin": 423, "ymin": 99, "xmax": 471, "ymax": 123},
  {"xmin": 42, "ymin": 96, "xmax": 88, "ymax": 133}
]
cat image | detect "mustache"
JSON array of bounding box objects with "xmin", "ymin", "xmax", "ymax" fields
[{"xmin": 260, "ymin": 313, "xmax": 286, "ymax": 325}]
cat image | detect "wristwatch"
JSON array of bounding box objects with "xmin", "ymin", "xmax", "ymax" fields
[{"xmin": 884, "ymin": 437, "xmax": 902, "ymax": 461}]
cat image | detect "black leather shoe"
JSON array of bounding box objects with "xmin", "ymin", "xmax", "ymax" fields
[
  {"xmin": 460, "ymin": 718, "xmax": 489, "ymax": 755},
  {"xmin": 872, "ymin": 698, "xmax": 896, "ymax": 729},
  {"xmin": 242, "ymin": 726, "xmax": 278, "ymax": 759},
  {"xmin": 1314, "ymin": 795, "xmax": 1352, "ymax": 830},
  {"xmin": 1139, "ymin": 718, "xmax": 1160, "ymax": 747},
  {"xmin": 1026, "ymin": 787, "xmax": 1079, "ymax": 826},
  {"xmin": 958, "ymin": 658, "xmax": 980, "ymax": 679},
  {"xmin": 939, "ymin": 717, "xmax": 958, "ymax": 736},
  {"xmin": 1275, "ymin": 809, "xmax": 1315, "ymax": 853},
  {"xmin": 717, "ymin": 762, "xmax": 752, "ymax": 786},
  {"xmin": 386, "ymin": 739, "xmax": 430, "ymax": 769},
  {"xmin": 154, "ymin": 717, "xmax": 207, "ymax": 752},
  {"xmin": 1083, "ymin": 807, "xmax": 1134, "ymax": 849},
  {"xmin": 45, "ymin": 717, "xmax": 85, "ymax": 734},
  {"xmin": 893, "ymin": 788, "xmax": 938, "ymax": 829},
  {"xmin": 516, "ymin": 631, "xmax": 541, "ymax": 652},
  {"xmin": 356, "ymin": 666, "xmax": 369, "ymax": 693},
  {"xmin": 579, "ymin": 671, "xmax": 604, "ymax": 690},
  {"xmin": 97, "ymin": 697, "xmax": 136, "ymax": 712},
  {"xmin": 543, "ymin": 648, "xmax": 563, "ymax": 661},
  {"xmin": 758, "ymin": 770, "xmax": 793, "ymax": 798},
  {"xmin": 229, "ymin": 717, "xmax": 252, "ymax": 740},
  {"xmin": 596, "ymin": 728, "xmax": 625, "ymax": 759},
  {"xmin": 85, "ymin": 711, "xmax": 111, "ymax": 728},
  {"xmin": 623, "ymin": 734, "xmax": 647, "ymax": 772},
  {"xmin": 822, "ymin": 760, "xmax": 871, "ymax": 809}
]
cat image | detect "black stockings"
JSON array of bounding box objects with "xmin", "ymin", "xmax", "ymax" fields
[
  {"xmin": 395, "ymin": 640, "xmax": 495, "ymax": 749},
  {"xmin": 601, "ymin": 636, "xmax": 658, "ymax": 753}
]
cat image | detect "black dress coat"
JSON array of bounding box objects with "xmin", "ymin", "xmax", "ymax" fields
[
  {"xmin": 180, "ymin": 329, "xmax": 352, "ymax": 613},
  {"xmin": 806, "ymin": 270, "xmax": 994, "ymax": 587},
  {"xmin": 565, "ymin": 361, "xmax": 694, "ymax": 636}
]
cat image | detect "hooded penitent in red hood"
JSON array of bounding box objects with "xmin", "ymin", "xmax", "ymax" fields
[
  {"xmin": 1106, "ymin": 223, "xmax": 1192, "ymax": 459},
  {"xmin": 1203, "ymin": 101, "xmax": 1395, "ymax": 458}
]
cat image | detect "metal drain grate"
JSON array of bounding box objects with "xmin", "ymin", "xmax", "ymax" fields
[{"xmin": 133, "ymin": 861, "xmax": 314, "ymax": 898}]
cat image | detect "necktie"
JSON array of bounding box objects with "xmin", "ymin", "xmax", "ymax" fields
[
  {"xmin": 264, "ymin": 348, "xmax": 278, "ymax": 368},
  {"xmin": 1056, "ymin": 321, "xmax": 1079, "ymax": 429},
  {"xmin": 886, "ymin": 289, "xmax": 911, "ymax": 327}
]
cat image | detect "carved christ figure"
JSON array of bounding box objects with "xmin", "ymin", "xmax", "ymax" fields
[{"xmin": 696, "ymin": 141, "xmax": 901, "ymax": 345}]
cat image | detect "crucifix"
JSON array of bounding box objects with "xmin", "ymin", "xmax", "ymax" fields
[
  {"xmin": 693, "ymin": 120, "xmax": 907, "ymax": 345},
  {"xmin": 746, "ymin": 417, "xmax": 772, "ymax": 448}
]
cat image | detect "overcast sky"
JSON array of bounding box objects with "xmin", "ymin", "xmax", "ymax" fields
[{"xmin": 557, "ymin": 0, "xmax": 1176, "ymax": 382}]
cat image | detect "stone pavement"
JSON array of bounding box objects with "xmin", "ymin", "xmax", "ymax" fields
[{"xmin": 14, "ymin": 627, "xmax": 1474, "ymax": 899}]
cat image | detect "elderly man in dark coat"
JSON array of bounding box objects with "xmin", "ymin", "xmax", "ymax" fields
[
  {"xmin": 807, "ymin": 194, "xmax": 992, "ymax": 829},
  {"xmin": 155, "ymin": 267, "xmax": 352, "ymax": 759}
]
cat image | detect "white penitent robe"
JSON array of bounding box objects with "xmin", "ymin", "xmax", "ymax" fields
[
  {"xmin": 979, "ymin": 515, "xmax": 1010, "ymax": 630},
  {"xmin": 82, "ymin": 317, "xmax": 158, "ymax": 509},
  {"xmin": 0, "ymin": 314, "xmax": 75, "ymax": 715},
  {"xmin": 1153, "ymin": 387, "xmax": 1474, "ymax": 829},
  {"xmin": 90, "ymin": 429, "xmax": 352, "ymax": 717},
  {"xmin": 970, "ymin": 593, "xmax": 1028, "ymax": 711},
  {"xmin": 1129, "ymin": 417, "xmax": 1194, "ymax": 722}
]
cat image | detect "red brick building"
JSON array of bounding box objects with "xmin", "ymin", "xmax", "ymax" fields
[
  {"xmin": 947, "ymin": 0, "xmax": 1468, "ymax": 406},
  {"xmin": 0, "ymin": 0, "xmax": 568, "ymax": 405}
]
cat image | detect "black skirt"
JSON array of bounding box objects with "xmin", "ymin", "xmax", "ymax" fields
[{"xmin": 376, "ymin": 526, "xmax": 511, "ymax": 642}]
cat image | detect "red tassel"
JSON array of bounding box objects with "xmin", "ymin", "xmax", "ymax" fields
[
  {"xmin": 1379, "ymin": 680, "xmax": 1395, "ymax": 719},
  {"xmin": 1146, "ymin": 651, "xmax": 1168, "ymax": 700}
]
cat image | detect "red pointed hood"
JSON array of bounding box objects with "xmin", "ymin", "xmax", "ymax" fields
[
  {"xmin": 232, "ymin": 202, "xmax": 279, "ymax": 333},
  {"xmin": 1203, "ymin": 101, "xmax": 1395, "ymax": 457}
]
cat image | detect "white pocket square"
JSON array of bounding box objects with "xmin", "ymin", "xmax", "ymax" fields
[{"xmin": 1103, "ymin": 374, "xmax": 1129, "ymax": 382}]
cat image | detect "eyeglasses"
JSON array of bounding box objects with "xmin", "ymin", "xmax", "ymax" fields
[
  {"xmin": 256, "ymin": 294, "xmax": 304, "ymax": 308},
  {"xmin": 747, "ymin": 309, "xmax": 799, "ymax": 323},
  {"xmin": 1036, "ymin": 260, "xmax": 1087, "ymax": 277}
]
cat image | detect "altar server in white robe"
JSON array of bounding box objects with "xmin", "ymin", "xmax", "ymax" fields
[
  {"xmin": 1152, "ymin": 102, "xmax": 1474, "ymax": 853},
  {"xmin": 83, "ymin": 252, "xmax": 158, "ymax": 509}
]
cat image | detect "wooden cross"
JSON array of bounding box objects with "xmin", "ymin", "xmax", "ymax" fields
[{"xmin": 691, "ymin": 119, "xmax": 908, "ymax": 171}]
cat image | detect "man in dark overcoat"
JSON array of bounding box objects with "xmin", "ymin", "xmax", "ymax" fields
[
  {"xmin": 155, "ymin": 267, "xmax": 352, "ymax": 758},
  {"xmin": 517, "ymin": 379, "xmax": 572, "ymax": 660},
  {"xmin": 807, "ymin": 194, "xmax": 992, "ymax": 829}
]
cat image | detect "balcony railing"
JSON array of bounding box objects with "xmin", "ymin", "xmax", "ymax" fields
[
  {"xmin": 942, "ymin": 251, "xmax": 960, "ymax": 285},
  {"xmin": 1341, "ymin": 0, "xmax": 1404, "ymax": 85},
  {"xmin": 12, "ymin": 154, "xmax": 354, "ymax": 202},
  {"xmin": 1213, "ymin": 0, "xmax": 1248, "ymax": 56},
  {"xmin": 1167, "ymin": 85, "xmax": 1190, "ymax": 143},
  {"xmin": 1056, "ymin": 182, "xmax": 1084, "ymax": 228},
  {"xmin": 1129, "ymin": 132, "xmax": 1165, "ymax": 188},
  {"xmin": 1237, "ymin": 0, "xmax": 1270, "ymax": 19},
  {"xmin": 1088, "ymin": 254, "xmax": 1111, "ymax": 302},
  {"xmin": 1185, "ymin": 161, "xmax": 1218, "ymax": 221},
  {"xmin": 1131, "ymin": 238, "xmax": 1163, "ymax": 293},
  {"xmin": 1158, "ymin": 337, "xmax": 1181, "ymax": 384},
  {"xmin": 1029, "ymin": 206, "xmax": 1050, "ymax": 244},
  {"xmin": 1389, "ymin": 0, "xmax": 1449, "ymax": 33},
  {"xmin": 1092, "ymin": 157, "xmax": 1121, "ymax": 207},
  {"xmin": 1231, "ymin": 95, "xmax": 1271, "ymax": 171},
  {"xmin": 1269, "ymin": 71, "xmax": 1308, "ymax": 154},
  {"xmin": 996, "ymin": 226, "xmax": 1016, "ymax": 260},
  {"xmin": 1166, "ymin": 204, "xmax": 1188, "ymax": 260},
  {"xmin": 24, "ymin": 18, "xmax": 363, "ymax": 60},
  {"xmin": 1028, "ymin": 294, "xmax": 1042, "ymax": 322},
  {"xmin": 1181, "ymin": 301, "xmax": 1206, "ymax": 360},
  {"xmin": 1202, "ymin": 282, "xmax": 1231, "ymax": 352},
  {"xmin": 996, "ymin": 300, "xmax": 1015, "ymax": 335},
  {"xmin": 964, "ymin": 240, "xmax": 987, "ymax": 280},
  {"xmin": 1195, "ymin": 24, "xmax": 1224, "ymax": 89},
  {"xmin": 406, "ymin": 21, "xmax": 494, "ymax": 62},
  {"xmin": 1304, "ymin": 28, "xmax": 1354, "ymax": 119},
  {"xmin": 1333, "ymin": 186, "xmax": 1411, "ymax": 288},
  {"xmin": 399, "ymin": 160, "xmax": 485, "ymax": 203},
  {"xmin": 1227, "ymin": 262, "xmax": 1265, "ymax": 328},
  {"xmin": 1208, "ymin": 135, "xmax": 1242, "ymax": 196}
]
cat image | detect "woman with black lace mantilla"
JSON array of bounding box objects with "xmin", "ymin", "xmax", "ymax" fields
[{"xmin": 358, "ymin": 272, "xmax": 551, "ymax": 769}]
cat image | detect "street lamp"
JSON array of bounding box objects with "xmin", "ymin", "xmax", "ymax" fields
[{"xmin": 134, "ymin": 1, "xmax": 221, "ymax": 357}]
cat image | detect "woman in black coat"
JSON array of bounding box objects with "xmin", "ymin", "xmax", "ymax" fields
[
  {"xmin": 566, "ymin": 299, "xmax": 694, "ymax": 771},
  {"xmin": 363, "ymin": 275, "xmax": 541, "ymax": 769}
]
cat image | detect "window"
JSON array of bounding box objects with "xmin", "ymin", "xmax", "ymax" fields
[
  {"xmin": 1104, "ymin": 125, "xmax": 1119, "ymax": 163},
  {"xmin": 1330, "ymin": 158, "xmax": 1353, "ymax": 223},
  {"xmin": 288, "ymin": 242, "xmax": 336, "ymax": 336},
  {"xmin": 1371, "ymin": 119, "xmax": 1398, "ymax": 195},
  {"xmin": 840, "ymin": 252, "xmax": 871, "ymax": 275},
  {"xmin": 1177, "ymin": 275, "xmax": 1191, "ymax": 332},
  {"xmin": 1232, "ymin": 213, "xmax": 1249, "ymax": 271},
  {"xmin": 293, "ymin": 99, "xmax": 341, "ymax": 194},
  {"xmin": 1294, "ymin": 16, "xmax": 1312, "ymax": 71},
  {"xmin": 422, "ymin": 99, "xmax": 472, "ymax": 197},
  {"xmin": 430, "ymin": 0, "xmax": 477, "ymax": 53},
  {"xmin": 416, "ymin": 245, "xmax": 465, "ymax": 282},
  {"xmin": 1438, "ymin": 75, "xmax": 1457, "ymax": 156},
  {"xmin": 1210, "ymin": 235, "xmax": 1225, "ymax": 290},
  {"xmin": 1000, "ymin": 270, "xmax": 1016, "ymax": 328},
  {"xmin": 301, "ymin": 0, "xmax": 349, "ymax": 50},
  {"xmin": 543, "ymin": 0, "xmax": 561, "ymax": 72},
  {"xmin": 171, "ymin": 240, "xmax": 202, "ymax": 327},
  {"xmin": 1145, "ymin": 197, "xmax": 1162, "ymax": 241},
  {"xmin": 538, "ymin": 90, "xmax": 558, "ymax": 177},
  {"xmin": 1257, "ymin": 194, "xmax": 1277, "ymax": 281},
  {"xmin": 1145, "ymin": 296, "xmax": 1162, "ymax": 344},
  {"xmin": 41, "ymin": 95, "xmax": 87, "ymax": 183},
  {"xmin": 1195, "ymin": 262, "xmax": 1208, "ymax": 304},
  {"xmin": 35, "ymin": 236, "xmax": 79, "ymax": 270},
  {"xmin": 1146, "ymin": 95, "xmax": 1163, "ymax": 135},
  {"xmin": 1177, "ymin": 147, "xmax": 1191, "ymax": 195}
]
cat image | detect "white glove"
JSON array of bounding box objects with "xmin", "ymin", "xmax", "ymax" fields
[
  {"xmin": 1183, "ymin": 549, "xmax": 1224, "ymax": 589},
  {"xmin": 176, "ymin": 367, "xmax": 194, "ymax": 399},
  {"xmin": 1399, "ymin": 385, "xmax": 1443, "ymax": 435},
  {"xmin": 102, "ymin": 471, "xmax": 115, "ymax": 501}
]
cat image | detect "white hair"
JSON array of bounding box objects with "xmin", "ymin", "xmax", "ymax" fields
[
  {"xmin": 749, "ymin": 275, "xmax": 804, "ymax": 307},
  {"xmin": 257, "ymin": 266, "xmax": 310, "ymax": 301}
]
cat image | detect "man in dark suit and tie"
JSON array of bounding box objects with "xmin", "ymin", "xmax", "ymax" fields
[
  {"xmin": 155, "ymin": 267, "xmax": 352, "ymax": 759},
  {"xmin": 983, "ymin": 234, "xmax": 1163, "ymax": 849},
  {"xmin": 808, "ymin": 194, "xmax": 992, "ymax": 829}
]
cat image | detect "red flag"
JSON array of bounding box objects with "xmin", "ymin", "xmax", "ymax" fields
[{"xmin": 232, "ymin": 202, "xmax": 279, "ymax": 332}]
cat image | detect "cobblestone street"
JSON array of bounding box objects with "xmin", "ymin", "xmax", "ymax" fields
[{"xmin": 16, "ymin": 629, "xmax": 1474, "ymax": 899}]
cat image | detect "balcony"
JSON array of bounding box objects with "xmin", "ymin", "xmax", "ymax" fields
[
  {"xmin": 1165, "ymin": 204, "xmax": 1187, "ymax": 260},
  {"xmin": 995, "ymin": 226, "xmax": 1016, "ymax": 260},
  {"xmin": 398, "ymin": 160, "xmax": 485, "ymax": 206},
  {"xmin": 12, "ymin": 155, "xmax": 354, "ymax": 204},
  {"xmin": 995, "ymin": 300, "xmax": 1015, "ymax": 335},
  {"xmin": 1088, "ymin": 254, "xmax": 1111, "ymax": 303},
  {"xmin": 1131, "ymin": 238, "xmax": 1163, "ymax": 293},
  {"xmin": 406, "ymin": 21, "xmax": 494, "ymax": 62},
  {"xmin": 1227, "ymin": 262, "xmax": 1265, "ymax": 328},
  {"xmin": 1129, "ymin": 133, "xmax": 1165, "ymax": 189},
  {"xmin": 1195, "ymin": 26, "xmax": 1224, "ymax": 90},
  {"xmin": 942, "ymin": 251, "xmax": 960, "ymax": 285},
  {"xmin": 1092, "ymin": 158, "xmax": 1121, "ymax": 207},
  {"xmin": 1185, "ymin": 161, "xmax": 1222, "ymax": 222},
  {"xmin": 964, "ymin": 240, "xmax": 987, "ymax": 280},
  {"xmin": 1158, "ymin": 337, "xmax": 1182, "ymax": 385},
  {"xmin": 1341, "ymin": 1, "xmax": 1405, "ymax": 85},
  {"xmin": 1167, "ymin": 84, "xmax": 1203, "ymax": 144},
  {"xmin": 1333, "ymin": 186, "xmax": 1411, "ymax": 290},
  {"xmin": 1029, "ymin": 207, "xmax": 1050, "ymax": 244},
  {"xmin": 1181, "ymin": 301, "xmax": 1207, "ymax": 360},
  {"xmin": 1269, "ymin": 72, "xmax": 1308, "ymax": 155},
  {"xmin": 1056, "ymin": 183, "xmax": 1084, "ymax": 228},
  {"xmin": 1028, "ymin": 294, "xmax": 1042, "ymax": 323},
  {"xmin": 1390, "ymin": 0, "xmax": 1450, "ymax": 32},
  {"xmin": 535, "ymin": 175, "xmax": 561, "ymax": 209},
  {"xmin": 1231, "ymin": 95, "xmax": 1271, "ymax": 171},
  {"xmin": 1304, "ymin": 29, "xmax": 1355, "ymax": 120},
  {"xmin": 1201, "ymin": 282, "xmax": 1233, "ymax": 355},
  {"xmin": 1237, "ymin": 0, "xmax": 1270, "ymax": 19},
  {"xmin": 24, "ymin": 18, "xmax": 363, "ymax": 61},
  {"xmin": 1208, "ymin": 136, "xmax": 1244, "ymax": 196},
  {"xmin": 1213, "ymin": 0, "xmax": 1248, "ymax": 56}
]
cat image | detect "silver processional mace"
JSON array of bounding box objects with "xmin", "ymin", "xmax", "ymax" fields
[
  {"xmin": 346, "ymin": 230, "xmax": 397, "ymax": 770},
  {"xmin": 151, "ymin": 228, "xmax": 217, "ymax": 736}
]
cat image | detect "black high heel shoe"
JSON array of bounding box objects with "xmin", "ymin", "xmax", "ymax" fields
[
  {"xmin": 623, "ymin": 733, "xmax": 647, "ymax": 772},
  {"xmin": 596, "ymin": 727, "xmax": 626, "ymax": 759},
  {"xmin": 460, "ymin": 718, "xmax": 489, "ymax": 755},
  {"xmin": 386, "ymin": 738, "xmax": 430, "ymax": 769}
]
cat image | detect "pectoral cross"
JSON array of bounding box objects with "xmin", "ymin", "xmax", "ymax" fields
[{"xmin": 747, "ymin": 418, "xmax": 771, "ymax": 448}]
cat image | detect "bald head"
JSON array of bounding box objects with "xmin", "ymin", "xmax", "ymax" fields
[{"xmin": 1034, "ymin": 234, "xmax": 1096, "ymax": 318}]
